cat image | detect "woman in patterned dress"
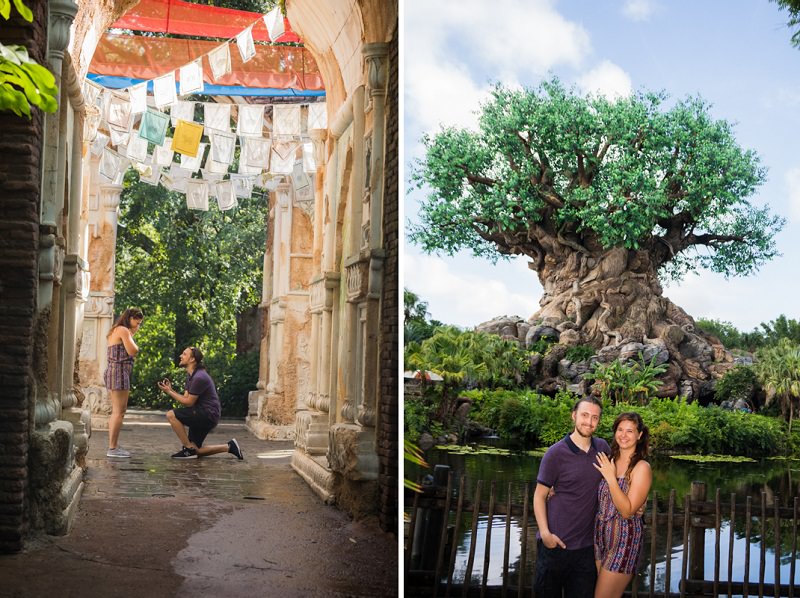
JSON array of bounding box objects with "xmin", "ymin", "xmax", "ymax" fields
[
  {"xmin": 593, "ymin": 412, "xmax": 652, "ymax": 598},
  {"xmin": 104, "ymin": 307, "xmax": 144, "ymax": 458}
]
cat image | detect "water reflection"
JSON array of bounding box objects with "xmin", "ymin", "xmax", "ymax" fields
[{"xmin": 407, "ymin": 447, "xmax": 800, "ymax": 593}]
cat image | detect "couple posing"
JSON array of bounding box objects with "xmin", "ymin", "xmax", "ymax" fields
[{"xmin": 534, "ymin": 396, "xmax": 651, "ymax": 598}]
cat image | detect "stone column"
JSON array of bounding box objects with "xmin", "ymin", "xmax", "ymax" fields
[{"xmin": 80, "ymin": 175, "xmax": 122, "ymax": 425}]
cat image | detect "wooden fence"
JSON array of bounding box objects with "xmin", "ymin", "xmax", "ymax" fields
[{"xmin": 405, "ymin": 470, "xmax": 800, "ymax": 597}]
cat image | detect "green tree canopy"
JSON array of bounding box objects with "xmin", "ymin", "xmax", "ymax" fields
[{"xmin": 410, "ymin": 79, "xmax": 783, "ymax": 282}]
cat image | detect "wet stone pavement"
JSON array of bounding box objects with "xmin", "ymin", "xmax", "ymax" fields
[{"xmin": 0, "ymin": 412, "xmax": 398, "ymax": 598}]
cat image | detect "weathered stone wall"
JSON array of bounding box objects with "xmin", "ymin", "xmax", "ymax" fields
[
  {"xmin": 0, "ymin": 0, "xmax": 47, "ymax": 553},
  {"xmin": 378, "ymin": 26, "xmax": 398, "ymax": 535}
]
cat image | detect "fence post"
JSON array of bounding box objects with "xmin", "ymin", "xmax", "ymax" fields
[
  {"xmin": 411, "ymin": 464, "xmax": 452, "ymax": 571},
  {"xmin": 689, "ymin": 481, "xmax": 706, "ymax": 583}
]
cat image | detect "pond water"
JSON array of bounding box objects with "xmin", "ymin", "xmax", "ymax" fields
[{"xmin": 407, "ymin": 444, "xmax": 800, "ymax": 594}]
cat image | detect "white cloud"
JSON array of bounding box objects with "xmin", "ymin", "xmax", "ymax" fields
[
  {"xmin": 621, "ymin": 0, "xmax": 658, "ymax": 22},
  {"xmin": 404, "ymin": 252, "xmax": 540, "ymax": 327},
  {"xmin": 786, "ymin": 167, "xmax": 800, "ymax": 224},
  {"xmin": 404, "ymin": 0, "xmax": 592, "ymax": 133},
  {"xmin": 577, "ymin": 60, "xmax": 633, "ymax": 100}
]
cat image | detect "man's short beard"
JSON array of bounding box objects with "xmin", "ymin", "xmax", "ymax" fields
[{"xmin": 574, "ymin": 426, "xmax": 594, "ymax": 439}]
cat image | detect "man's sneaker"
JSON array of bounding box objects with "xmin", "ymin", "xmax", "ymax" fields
[
  {"xmin": 171, "ymin": 446, "xmax": 198, "ymax": 459},
  {"xmin": 107, "ymin": 447, "xmax": 131, "ymax": 458},
  {"xmin": 228, "ymin": 438, "xmax": 244, "ymax": 460}
]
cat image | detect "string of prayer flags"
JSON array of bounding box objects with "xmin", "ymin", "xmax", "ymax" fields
[
  {"xmin": 236, "ymin": 104, "xmax": 264, "ymax": 137},
  {"xmin": 138, "ymin": 109, "xmax": 170, "ymax": 146},
  {"xmin": 272, "ymin": 105, "xmax": 301, "ymax": 137},
  {"xmin": 180, "ymin": 142, "xmax": 207, "ymax": 172},
  {"xmin": 236, "ymin": 25, "xmax": 256, "ymax": 63},
  {"xmin": 210, "ymin": 131, "xmax": 236, "ymax": 165},
  {"xmin": 155, "ymin": 139, "xmax": 174, "ymax": 167},
  {"xmin": 109, "ymin": 126, "xmax": 131, "ymax": 148},
  {"xmin": 207, "ymin": 43, "xmax": 231, "ymax": 81},
  {"xmin": 263, "ymin": 7, "xmax": 285, "ymax": 42},
  {"xmin": 238, "ymin": 144, "xmax": 262, "ymax": 175},
  {"xmin": 307, "ymin": 102, "xmax": 327, "ymax": 130},
  {"xmin": 153, "ymin": 72, "xmax": 177, "ymax": 107},
  {"xmin": 171, "ymin": 101, "xmax": 195, "ymax": 127},
  {"xmin": 172, "ymin": 119, "xmax": 204, "ymax": 157},
  {"xmin": 186, "ymin": 179, "xmax": 210, "ymax": 210},
  {"xmin": 129, "ymin": 82, "xmax": 148, "ymax": 114},
  {"xmin": 179, "ymin": 59, "xmax": 205, "ymax": 96},
  {"xmin": 204, "ymin": 103, "xmax": 231, "ymax": 133},
  {"xmin": 91, "ymin": 132, "xmax": 109, "ymax": 156},
  {"xmin": 201, "ymin": 169, "xmax": 225, "ymax": 182},
  {"xmin": 139, "ymin": 158, "xmax": 161, "ymax": 186},
  {"xmin": 216, "ymin": 180, "xmax": 237, "ymax": 211},
  {"xmin": 206, "ymin": 157, "xmax": 230, "ymax": 174}
]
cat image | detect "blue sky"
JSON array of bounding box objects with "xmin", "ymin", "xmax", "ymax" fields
[{"xmin": 403, "ymin": 0, "xmax": 800, "ymax": 332}]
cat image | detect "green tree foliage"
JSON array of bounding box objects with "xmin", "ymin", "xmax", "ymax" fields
[
  {"xmin": 753, "ymin": 339, "xmax": 800, "ymax": 432},
  {"xmin": 696, "ymin": 315, "xmax": 800, "ymax": 352},
  {"xmin": 410, "ymin": 78, "xmax": 782, "ymax": 282},
  {"xmin": 714, "ymin": 365, "xmax": 759, "ymax": 406},
  {"xmin": 403, "ymin": 288, "xmax": 443, "ymax": 343},
  {"xmin": 774, "ymin": 0, "xmax": 800, "ymax": 48},
  {"xmin": 0, "ymin": 1, "xmax": 59, "ymax": 117},
  {"xmin": 114, "ymin": 172, "xmax": 267, "ymax": 415},
  {"xmin": 590, "ymin": 354, "xmax": 667, "ymax": 405}
]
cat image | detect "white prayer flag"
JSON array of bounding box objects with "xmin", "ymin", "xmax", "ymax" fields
[
  {"xmin": 236, "ymin": 104, "xmax": 264, "ymax": 137},
  {"xmin": 180, "ymin": 142, "xmax": 207, "ymax": 172},
  {"xmin": 128, "ymin": 82, "xmax": 148, "ymax": 114},
  {"xmin": 126, "ymin": 134, "xmax": 148, "ymax": 162},
  {"xmin": 90, "ymin": 132, "xmax": 109, "ymax": 156},
  {"xmin": 155, "ymin": 139, "xmax": 175, "ymax": 167},
  {"xmin": 236, "ymin": 26, "xmax": 256, "ymax": 63},
  {"xmin": 207, "ymin": 43, "xmax": 232, "ymax": 81},
  {"xmin": 307, "ymin": 102, "xmax": 327, "ymax": 129},
  {"xmin": 109, "ymin": 125, "xmax": 131, "ymax": 148},
  {"xmin": 204, "ymin": 103, "xmax": 231, "ymax": 133},
  {"xmin": 186, "ymin": 180, "xmax": 210, "ymax": 210},
  {"xmin": 171, "ymin": 100, "xmax": 195, "ymax": 127},
  {"xmin": 216, "ymin": 180, "xmax": 237, "ymax": 211},
  {"xmin": 270, "ymin": 141, "xmax": 299, "ymax": 174},
  {"xmin": 83, "ymin": 78, "xmax": 103, "ymax": 107},
  {"xmin": 291, "ymin": 159, "xmax": 312, "ymax": 194},
  {"xmin": 99, "ymin": 148, "xmax": 124, "ymax": 181},
  {"xmin": 263, "ymin": 7, "xmax": 285, "ymax": 42},
  {"xmin": 210, "ymin": 131, "xmax": 236, "ymax": 165},
  {"xmin": 169, "ymin": 163, "xmax": 194, "ymax": 181},
  {"xmin": 153, "ymin": 72, "xmax": 177, "ymax": 107},
  {"xmin": 244, "ymin": 136, "xmax": 271, "ymax": 169},
  {"xmin": 200, "ymin": 169, "xmax": 225, "ymax": 182},
  {"xmin": 238, "ymin": 139, "xmax": 263, "ymax": 175},
  {"xmin": 106, "ymin": 90, "xmax": 133, "ymax": 130},
  {"xmin": 206, "ymin": 158, "xmax": 230, "ymax": 174},
  {"xmin": 231, "ymin": 174, "xmax": 254, "ymax": 199},
  {"xmin": 179, "ymin": 59, "xmax": 204, "ymax": 96},
  {"xmin": 302, "ymin": 141, "xmax": 316, "ymax": 172},
  {"xmin": 139, "ymin": 158, "xmax": 161, "ymax": 186},
  {"xmin": 162, "ymin": 173, "xmax": 188, "ymax": 194},
  {"xmin": 272, "ymin": 105, "xmax": 301, "ymax": 137}
]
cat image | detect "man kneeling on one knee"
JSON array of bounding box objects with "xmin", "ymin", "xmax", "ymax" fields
[{"xmin": 158, "ymin": 346, "xmax": 244, "ymax": 460}]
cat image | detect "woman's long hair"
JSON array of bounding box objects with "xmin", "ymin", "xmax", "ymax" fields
[
  {"xmin": 609, "ymin": 412, "xmax": 649, "ymax": 482},
  {"xmin": 107, "ymin": 307, "xmax": 144, "ymax": 337}
]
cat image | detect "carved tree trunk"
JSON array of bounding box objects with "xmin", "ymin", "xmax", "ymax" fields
[{"xmin": 528, "ymin": 244, "xmax": 731, "ymax": 399}]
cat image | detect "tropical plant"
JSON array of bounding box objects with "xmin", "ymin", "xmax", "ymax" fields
[
  {"xmin": 404, "ymin": 288, "xmax": 443, "ymax": 344},
  {"xmin": 404, "ymin": 439, "xmax": 429, "ymax": 493},
  {"xmin": 714, "ymin": 364, "xmax": 759, "ymax": 406},
  {"xmin": 591, "ymin": 353, "xmax": 667, "ymax": 405},
  {"xmin": 410, "ymin": 78, "xmax": 783, "ymax": 389},
  {"xmin": 753, "ymin": 339, "xmax": 800, "ymax": 433},
  {"xmin": 774, "ymin": 0, "xmax": 800, "ymax": 48},
  {"xmin": 0, "ymin": 0, "xmax": 59, "ymax": 118}
]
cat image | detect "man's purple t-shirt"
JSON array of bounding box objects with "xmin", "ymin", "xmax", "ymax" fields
[
  {"xmin": 185, "ymin": 368, "xmax": 221, "ymax": 423},
  {"xmin": 536, "ymin": 434, "xmax": 610, "ymax": 550}
]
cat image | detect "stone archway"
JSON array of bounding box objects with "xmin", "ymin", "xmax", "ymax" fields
[{"xmin": 0, "ymin": 0, "xmax": 397, "ymax": 552}]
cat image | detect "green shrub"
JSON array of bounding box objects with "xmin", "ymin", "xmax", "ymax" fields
[
  {"xmin": 714, "ymin": 365, "xmax": 758, "ymax": 405},
  {"xmin": 565, "ymin": 344, "xmax": 595, "ymax": 362},
  {"xmin": 591, "ymin": 354, "xmax": 667, "ymax": 405},
  {"xmin": 208, "ymin": 351, "xmax": 259, "ymax": 417}
]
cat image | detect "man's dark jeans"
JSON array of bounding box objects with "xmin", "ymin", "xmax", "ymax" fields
[{"xmin": 534, "ymin": 540, "xmax": 596, "ymax": 598}]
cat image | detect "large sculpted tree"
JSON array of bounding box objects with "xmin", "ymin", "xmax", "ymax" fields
[{"xmin": 411, "ymin": 80, "xmax": 784, "ymax": 396}]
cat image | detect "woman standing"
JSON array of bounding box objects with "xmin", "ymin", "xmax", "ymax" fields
[
  {"xmin": 593, "ymin": 412, "xmax": 652, "ymax": 598},
  {"xmin": 104, "ymin": 307, "xmax": 144, "ymax": 458}
]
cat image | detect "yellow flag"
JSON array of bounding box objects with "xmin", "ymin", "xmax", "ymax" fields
[{"xmin": 172, "ymin": 119, "xmax": 204, "ymax": 157}]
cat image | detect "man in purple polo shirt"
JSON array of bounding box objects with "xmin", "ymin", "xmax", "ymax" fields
[
  {"xmin": 158, "ymin": 346, "xmax": 244, "ymax": 461},
  {"xmin": 533, "ymin": 396, "xmax": 609, "ymax": 597}
]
